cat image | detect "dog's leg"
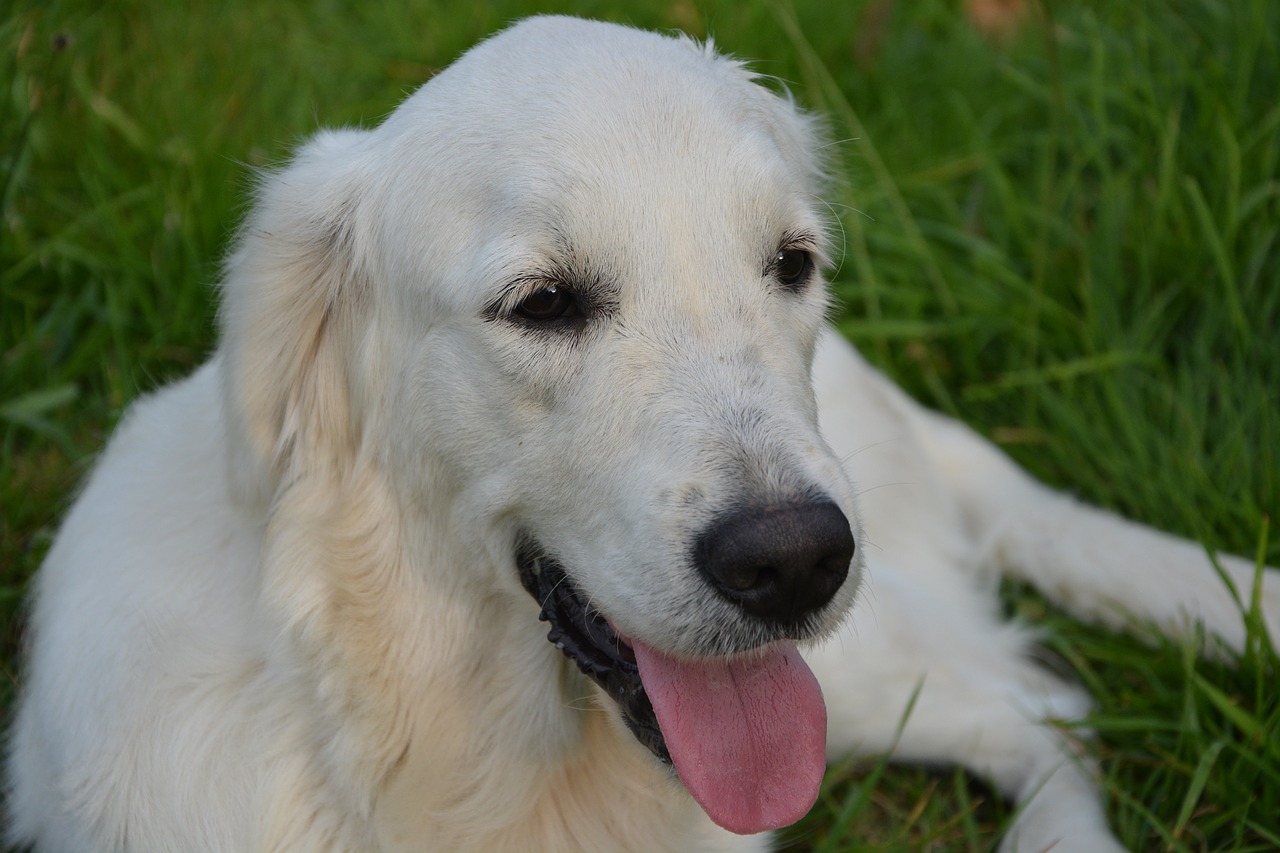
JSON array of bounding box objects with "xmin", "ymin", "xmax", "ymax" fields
[
  {"xmin": 814, "ymin": 329, "xmax": 1278, "ymax": 654},
  {"xmin": 808, "ymin": 576, "xmax": 1126, "ymax": 853},
  {"xmin": 912, "ymin": 399, "xmax": 1279, "ymax": 655},
  {"xmin": 811, "ymin": 327, "xmax": 1274, "ymax": 848}
]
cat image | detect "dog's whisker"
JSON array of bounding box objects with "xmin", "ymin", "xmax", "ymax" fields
[
  {"xmin": 854, "ymin": 481, "xmax": 918, "ymax": 500},
  {"xmin": 839, "ymin": 436, "xmax": 906, "ymax": 466},
  {"xmin": 816, "ymin": 196, "xmax": 849, "ymax": 279},
  {"xmin": 817, "ymin": 136, "xmax": 861, "ymax": 150}
]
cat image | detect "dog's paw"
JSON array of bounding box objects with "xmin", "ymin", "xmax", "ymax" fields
[
  {"xmin": 1208, "ymin": 553, "xmax": 1280, "ymax": 656},
  {"xmin": 998, "ymin": 825, "xmax": 1129, "ymax": 853},
  {"xmin": 1248, "ymin": 563, "xmax": 1280, "ymax": 654}
]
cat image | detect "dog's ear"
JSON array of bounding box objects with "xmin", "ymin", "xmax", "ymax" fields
[{"xmin": 218, "ymin": 130, "xmax": 375, "ymax": 499}]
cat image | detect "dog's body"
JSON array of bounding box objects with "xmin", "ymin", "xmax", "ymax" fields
[{"xmin": 6, "ymin": 16, "xmax": 1278, "ymax": 853}]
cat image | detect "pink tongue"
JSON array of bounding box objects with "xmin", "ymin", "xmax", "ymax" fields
[{"xmin": 630, "ymin": 638, "xmax": 827, "ymax": 835}]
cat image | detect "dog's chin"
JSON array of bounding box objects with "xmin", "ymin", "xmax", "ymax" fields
[{"xmin": 515, "ymin": 537, "xmax": 671, "ymax": 763}]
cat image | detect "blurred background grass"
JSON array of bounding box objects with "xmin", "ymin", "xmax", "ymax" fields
[{"xmin": 2, "ymin": 0, "xmax": 1277, "ymax": 850}]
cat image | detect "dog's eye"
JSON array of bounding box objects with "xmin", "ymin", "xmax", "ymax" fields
[
  {"xmin": 514, "ymin": 284, "xmax": 578, "ymax": 322},
  {"xmin": 773, "ymin": 249, "xmax": 812, "ymax": 290}
]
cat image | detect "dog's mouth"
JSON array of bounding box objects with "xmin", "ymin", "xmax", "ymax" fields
[
  {"xmin": 515, "ymin": 537, "xmax": 671, "ymax": 764},
  {"xmin": 515, "ymin": 535, "xmax": 829, "ymax": 836}
]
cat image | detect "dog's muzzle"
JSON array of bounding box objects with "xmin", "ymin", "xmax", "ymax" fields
[{"xmin": 514, "ymin": 497, "xmax": 854, "ymax": 767}]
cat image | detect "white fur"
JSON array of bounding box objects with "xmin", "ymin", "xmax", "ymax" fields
[{"xmin": 6, "ymin": 16, "xmax": 1277, "ymax": 853}]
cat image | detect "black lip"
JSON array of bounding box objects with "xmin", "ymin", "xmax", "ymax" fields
[{"xmin": 516, "ymin": 537, "xmax": 670, "ymax": 764}]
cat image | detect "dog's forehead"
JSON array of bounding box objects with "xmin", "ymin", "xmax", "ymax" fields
[
  {"xmin": 404, "ymin": 18, "xmax": 816, "ymax": 185},
  {"xmin": 376, "ymin": 18, "xmax": 826, "ymax": 300}
]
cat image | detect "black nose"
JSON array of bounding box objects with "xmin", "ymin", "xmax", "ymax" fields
[{"xmin": 695, "ymin": 499, "xmax": 854, "ymax": 626}]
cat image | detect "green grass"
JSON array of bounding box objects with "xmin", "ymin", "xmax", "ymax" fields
[{"xmin": 3, "ymin": 0, "xmax": 1277, "ymax": 850}]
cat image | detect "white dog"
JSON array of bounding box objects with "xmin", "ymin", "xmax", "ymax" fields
[{"xmin": 6, "ymin": 16, "xmax": 1277, "ymax": 853}]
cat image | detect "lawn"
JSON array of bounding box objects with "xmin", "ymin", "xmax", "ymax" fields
[{"xmin": 3, "ymin": 0, "xmax": 1277, "ymax": 850}]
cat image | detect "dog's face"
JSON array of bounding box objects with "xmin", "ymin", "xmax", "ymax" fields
[
  {"xmin": 373, "ymin": 17, "xmax": 863, "ymax": 653},
  {"xmin": 221, "ymin": 16, "xmax": 864, "ymax": 835}
]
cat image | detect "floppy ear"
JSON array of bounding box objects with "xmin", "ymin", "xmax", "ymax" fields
[{"xmin": 218, "ymin": 129, "xmax": 375, "ymax": 499}]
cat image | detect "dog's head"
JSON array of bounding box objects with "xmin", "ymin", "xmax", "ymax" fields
[{"xmin": 220, "ymin": 16, "xmax": 863, "ymax": 835}]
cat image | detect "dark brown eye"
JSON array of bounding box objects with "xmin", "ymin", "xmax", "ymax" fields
[
  {"xmin": 773, "ymin": 249, "xmax": 812, "ymax": 289},
  {"xmin": 514, "ymin": 284, "xmax": 577, "ymax": 322}
]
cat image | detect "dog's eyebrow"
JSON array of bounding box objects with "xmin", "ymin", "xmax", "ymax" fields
[
  {"xmin": 481, "ymin": 259, "xmax": 621, "ymax": 322},
  {"xmin": 777, "ymin": 228, "xmax": 831, "ymax": 269}
]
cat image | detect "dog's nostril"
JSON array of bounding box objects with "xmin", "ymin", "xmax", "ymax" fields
[
  {"xmin": 721, "ymin": 565, "xmax": 761, "ymax": 592},
  {"xmin": 695, "ymin": 499, "xmax": 854, "ymax": 627}
]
